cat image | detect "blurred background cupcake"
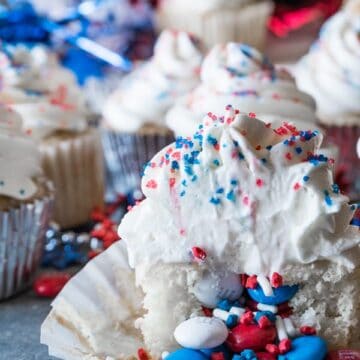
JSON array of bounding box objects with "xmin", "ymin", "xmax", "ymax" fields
[
  {"xmin": 156, "ymin": 0, "xmax": 273, "ymax": 50},
  {"xmin": 0, "ymin": 44, "xmax": 104, "ymax": 229},
  {"xmin": 0, "ymin": 104, "xmax": 54, "ymax": 299},
  {"xmin": 166, "ymin": 42, "xmax": 318, "ymax": 138},
  {"xmin": 101, "ymin": 30, "xmax": 203, "ymax": 200},
  {"xmin": 295, "ymin": 0, "xmax": 360, "ymax": 200}
]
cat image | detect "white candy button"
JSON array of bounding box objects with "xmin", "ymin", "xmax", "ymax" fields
[
  {"xmin": 174, "ymin": 316, "xmax": 228, "ymax": 349},
  {"xmin": 193, "ymin": 271, "xmax": 243, "ymax": 308}
]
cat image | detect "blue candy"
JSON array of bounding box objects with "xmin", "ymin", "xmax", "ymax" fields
[
  {"xmin": 278, "ymin": 336, "xmax": 327, "ymax": 360},
  {"xmin": 217, "ymin": 299, "xmax": 232, "ymax": 311},
  {"xmin": 226, "ymin": 314, "xmax": 239, "ymax": 328},
  {"xmin": 247, "ymin": 285, "xmax": 299, "ymax": 305},
  {"xmin": 165, "ymin": 348, "xmax": 209, "ymax": 360}
]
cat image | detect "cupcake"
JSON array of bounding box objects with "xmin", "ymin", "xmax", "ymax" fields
[
  {"xmin": 0, "ymin": 105, "xmax": 54, "ymax": 300},
  {"xmin": 295, "ymin": 0, "xmax": 360, "ymax": 200},
  {"xmin": 102, "ymin": 30, "xmax": 203, "ymax": 199},
  {"xmin": 156, "ymin": 0, "xmax": 273, "ymax": 50},
  {"xmin": 42, "ymin": 107, "xmax": 360, "ymax": 359},
  {"xmin": 0, "ymin": 45, "xmax": 104, "ymax": 229},
  {"xmin": 166, "ymin": 43, "xmax": 318, "ymax": 138}
]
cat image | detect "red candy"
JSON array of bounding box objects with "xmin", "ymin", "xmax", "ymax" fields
[
  {"xmin": 326, "ymin": 350, "xmax": 360, "ymax": 360},
  {"xmin": 226, "ymin": 323, "xmax": 277, "ymax": 352},
  {"xmin": 300, "ymin": 326, "xmax": 317, "ymax": 335},
  {"xmin": 271, "ymin": 272, "xmax": 283, "ymax": 288},
  {"xmin": 265, "ymin": 344, "xmax": 279, "ymax": 355},
  {"xmin": 246, "ymin": 275, "xmax": 258, "ymax": 289},
  {"xmin": 137, "ymin": 348, "xmax": 149, "ymax": 360},
  {"xmin": 258, "ymin": 316, "xmax": 272, "ymax": 329},
  {"xmin": 256, "ymin": 353, "xmax": 277, "ymax": 360},
  {"xmin": 211, "ymin": 353, "xmax": 225, "ymax": 360},
  {"xmin": 279, "ymin": 339, "xmax": 292, "ymax": 354},
  {"xmin": 240, "ymin": 311, "xmax": 254, "ymax": 325},
  {"xmin": 33, "ymin": 273, "xmax": 71, "ymax": 298}
]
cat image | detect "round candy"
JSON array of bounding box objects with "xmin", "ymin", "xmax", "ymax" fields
[
  {"xmin": 193, "ymin": 271, "xmax": 243, "ymax": 308},
  {"xmin": 278, "ymin": 336, "xmax": 327, "ymax": 360},
  {"xmin": 174, "ymin": 316, "xmax": 228, "ymax": 350},
  {"xmin": 33, "ymin": 273, "xmax": 71, "ymax": 298},
  {"xmin": 226, "ymin": 323, "xmax": 277, "ymax": 352},
  {"xmin": 247, "ymin": 284, "xmax": 299, "ymax": 305},
  {"xmin": 165, "ymin": 348, "xmax": 209, "ymax": 360},
  {"xmin": 326, "ymin": 350, "xmax": 360, "ymax": 360}
]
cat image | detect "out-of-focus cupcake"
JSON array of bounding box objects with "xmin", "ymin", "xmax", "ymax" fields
[
  {"xmin": 0, "ymin": 105, "xmax": 54, "ymax": 300},
  {"xmin": 101, "ymin": 30, "xmax": 203, "ymax": 199},
  {"xmin": 166, "ymin": 43, "xmax": 318, "ymax": 138},
  {"xmin": 0, "ymin": 45, "xmax": 104, "ymax": 229},
  {"xmin": 156, "ymin": 0, "xmax": 273, "ymax": 50},
  {"xmin": 295, "ymin": 0, "xmax": 360, "ymax": 200}
]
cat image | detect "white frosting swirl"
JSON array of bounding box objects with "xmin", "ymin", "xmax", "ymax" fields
[
  {"xmin": 0, "ymin": 45, "xmax": 88, "ymax": 141},
  {"xmin": 166, "ymin": 43, "xmax": 317, "ymax": 138},
  {"xmin": 102, "ymin": 30, "xmax": 203, "ymax": 133},
  {"xmin": 296, "ymin": 4, "xmax": 360, "ymax": 125},
  {"xmin": 119, "ymin": 106, "xmax": 359, "ymax": 275},
  {"xmin": 0, "ymin": 105, "xmax": 43, "ymax": 200}
]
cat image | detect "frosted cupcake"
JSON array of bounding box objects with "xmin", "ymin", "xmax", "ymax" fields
[
  {"xmin": 42, "ymin": 107, "xmax": 360, "ymax": 359},
  {"xmin": 102, "ymin": 30, "xmax": 203, "ymax": 198},
  {"xmin": 0, "ymin": 105, "xmax": 54, "ymax": 299},
  {"xmin": 166, "ymin": 43, "xmax": 318, "ymax": 138},
  {"xmin": 156, "ymin": 0, "xmax": 273, "ymax": 50},
  {"xmin": 0, "ymin": 45, "xmax": 104, "ymax": 229},
  {"xmin": 295, "ymin": 0, "xmax": 360, "ymax": 200}
]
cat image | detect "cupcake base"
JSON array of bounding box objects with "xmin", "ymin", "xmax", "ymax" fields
[
  {"xmin": 40, "ymin": 129, "xmax": 104, "ymax": 229},
  {"xmin": 102, "ymin": 129, "xmax": 174, "ymax": 200},
  {"xmin": 156, "ymin": 1, "xmax": 273, "ymax": 50}
]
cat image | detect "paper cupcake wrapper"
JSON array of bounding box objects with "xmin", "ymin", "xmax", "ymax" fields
[
  {"xmin": 40, "ymin": 129, "xmax": 105, "ymax": 229},
  {"xmin": 41, "ymin": 241, "xmax": 145, "ymax": 360},
  {"xmin": 323, "ymin": 125, "xmax": 360, "ymax": 201},
  {"xmin": 102, "ymin": 129, "xmax": 174, "ymax": 200},
  {"xmin": 0, "ymin": 194, "xmax": 54, "ymax": 300},
  {"xmin": 157, "ymin": 1, "xmax": 273, "ymax": 50}
]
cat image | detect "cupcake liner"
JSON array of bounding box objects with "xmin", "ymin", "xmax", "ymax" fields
[
  {"xmin": 323, "ymin": 125, "xmax": 360, "ymax": 201},
  {"xmin": 40, "ymin": 129, "xmax": 105, "ymax": 229},
  {"xmin": 41, "ymin": 241, "xmax": 145, "ymax": 360},
  {"xmin": 102, "ymin": 129, "xmax": 174, "ymax": 200},
  {"xmin": 157, "ymin": 1, "xmax": 273, "ymax": 50},
  {"xmin": 0, "ymin": 193, "xmax": 54, "ymax": 300}
]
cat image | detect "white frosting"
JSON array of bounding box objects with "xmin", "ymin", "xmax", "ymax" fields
[
  {"xmin": 102, "ymin": 30, "xmax": 203, "ymax": 133},
  {"xmin": 119, "ymin": 107, "xmax": 360, "ymax": 276},
  {"xmin": 295, "ymin": 6, "xmax": 360, "ymax": 126},
  {"xmin": 166, "ymin": 43, "xmax": 318, "ymax": 138},
  {"xmin": 0, "ymin": 105, "xmax": 43, "ymax": 200},
  {"xmin": 0, "ymin": 45, "xmax": 88, "ymax": 141}
]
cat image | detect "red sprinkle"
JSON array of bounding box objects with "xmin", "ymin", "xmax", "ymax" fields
[
  {"xmin": 265, "ymin": 344, "xmax": 280, "ymax": 355},
  {"xmin": 256, "ymin": 178, "xmax": 264, "ymax": 187},
  {"xmin": 249, "ymin": 112, "xmax": 257, "ymax": 118},
  {"xmin": 137, "ymin": 348, "xmax": 149, "ymax": 360},
  {"xmin": 202, "ymin": 307, "xmax": 213, "ymax": 317},
  {"xmin": 258, "ymin": 316, "xmax": 272, "ymax": 329},
  {"xmin": 169, "ymin": 178, "xmax": 176, "ymax": 188},
  {"xmin": 300, "ymin": 326, "xmax": 317, "ymax": 335},
  {"xmin": 240, "ymin": 311, "xmax": 254, "ymax": 325},
  {"xmin": 285, "ymin": 152, "xmax": 292, "ymax": 160},
  {"xmin": 293, "ymin": 182, "xmax": 301, "ymax": 191},
  {"xmin": 191, "ymin": 247, "xmax": 207, "ymax": 261},
  {"xmin": 279, "ymin": 339, "xmax": 292, "ymax": 354},
  {"xmin": 271, "ymin": 273, "xmax": 283, "ymax": 288},
  {"xmin": 211, "ymin": 353, "xmax": 225, "ymax": 360},
  {"xmin": 246, "ymin": 275, "xmax": 258, "ymax": 289},
  {"xmin": 146, "ymin": 179, "xmax": 158, "ymax": 189}
]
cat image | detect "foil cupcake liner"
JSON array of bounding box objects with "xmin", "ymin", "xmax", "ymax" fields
[
  {"xmin": 157, "ymin": 1, "xmax": 273, "ymax": 50},
  {"xmin": 102, "ymin": 129, "xmax": 174, "ymax": 200},
  {"xmin": 40, "ymin": 129, "xmax": 105, "ymax": 229},
  {"xmin": 0, "ymin": 194, "xmax": 54, "ymax": 300},
  {"xmin": 323, "ymin": 125, "xmax": 360, "ymax": 201}
]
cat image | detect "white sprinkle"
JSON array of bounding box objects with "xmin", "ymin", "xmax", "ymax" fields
[
  {"xmin": 276, "ymin": 316, "xmax": 288, "ymax": 340},
  {"xmin": 257, "ymin": 275, "xmax": 274, "ymax": 296},
  {"xmin": 229, "ymin": 306, "xmax": 246, "ymax": 317},
  {"xmin": 257, "ymin": 303, "xmax": 278, "ymax": 313},
  {"xmin": 284, "ymin": 317, "xmax": 298, "ymax": 337},
  {"xmin": 213, "ymin": 308, "xmax": 230, "ymax": 321}
]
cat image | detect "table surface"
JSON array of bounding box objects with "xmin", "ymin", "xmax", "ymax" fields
[{"xmin": 0, "ymin": 26, "xmax": 320, "ymax": 360}]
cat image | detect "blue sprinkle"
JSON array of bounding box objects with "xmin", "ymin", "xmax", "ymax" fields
[
  {"xmin": 261, "ymin": 158, "xmax": 267, "ymax": 164},
  {"xmin": 180, "ymin": 190, "xmax": 186, "ymax": 197},
  {"xmin": 181, "ymin": 179, "xmax": 187, "ymax": 187},
  {"xmin": 216, "ymin": 188, "xmax": 224, "ymax": 194},
  {"xmin": 213, "ymin": 159, "xmax": 220, "ymax": 166},
  {"xmin": 238, "ymin": 152, "xmax": 245, "ymax": 160},
  {"xmin": 191, "ymin": 175, "xmax": 198, "ymax": 182},
  {"xmin": 332, "ymin": 184, "xmax": 340, "ymax": 194},
  {"xmin": 210, "ymin": 197, "xmax": 221, "ymax": 205},
  {"xmin": 239, "ymin": 349, "xmax": 257, "ymax": 360},
  {"xmin": 233, "ymin": 140, "xmax": 239, "ymax": 147},
  {"xmin": 295, "ymin": 147, "xmax": 303, "ymax": 154},
  {"xmin": 226, "ymin": 190, "xmax": 236, "ymax": 202},
  {"xmin": 207, "ymin": 135, "xmax": 218, "ymax": 146},
  {"xmin": 217, "ymin": 299, "xmax": 232, "ymax": 311},
  {"xmin": 303, "ymin": 176, "xmax": 310, "ymax": 182},
  {"xmin": 226, "ymin": 314, "xmax": 238, "ymax": 329},
  {"xmin": 266, "ymin": 145, "xmax": 272, "ymax": 151},
  {"xmin": 171, "ymin": 160, "xmax": 179, "ymax": 170},
  {"xmin": 324, "ymin": 190, "xmax": 332, "ymax": 206},
  {"xmin": 230, "ymin": 179, "xmax": 238, "ymax": 186}
]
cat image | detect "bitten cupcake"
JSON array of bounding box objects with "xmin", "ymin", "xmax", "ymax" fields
[
  {"xmin": 0, "ymin": 45, "xmax": 104, "ymax": 229},
  {"xmin": 0, "ymin": 105, "xmax": 54, "ymax": 300},
  {"xmin": 166, "ymin": 43, "xmax": 318, "ymax": 138},
  {"xmin": 102, "ymin": 30, "xmax": 203, "ymax": 199},
  {"xmin": 295, "ymin": 0, "xmax": 360, "ymax": 200},
  {"xmin": 156, "ymin": 0, "xmax": 273, "ymax": 50},
  {"xmin": 42, "ymin": 107, "xmax": 360, "ymax": 359}
]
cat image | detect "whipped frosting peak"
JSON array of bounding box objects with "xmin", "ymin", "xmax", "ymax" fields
[
  {"xmin": 102, "ymin": 30, "xmax": 203, "ymax": 132},
  {"xmin": 0, "ymin": 105, "xmax": 43, "ymax": 200},
  {"xmin": 119, "ymin": 106, "xmax": 359, "ymax": 275},
  {"xmin": 166, "ymin": 43, "xmax": 317, "ymax": 138}
]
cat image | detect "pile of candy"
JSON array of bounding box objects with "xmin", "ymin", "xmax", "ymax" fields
[{"xmin": 135, "ymin": 272, "xmax": 359, "ymax": 360}]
